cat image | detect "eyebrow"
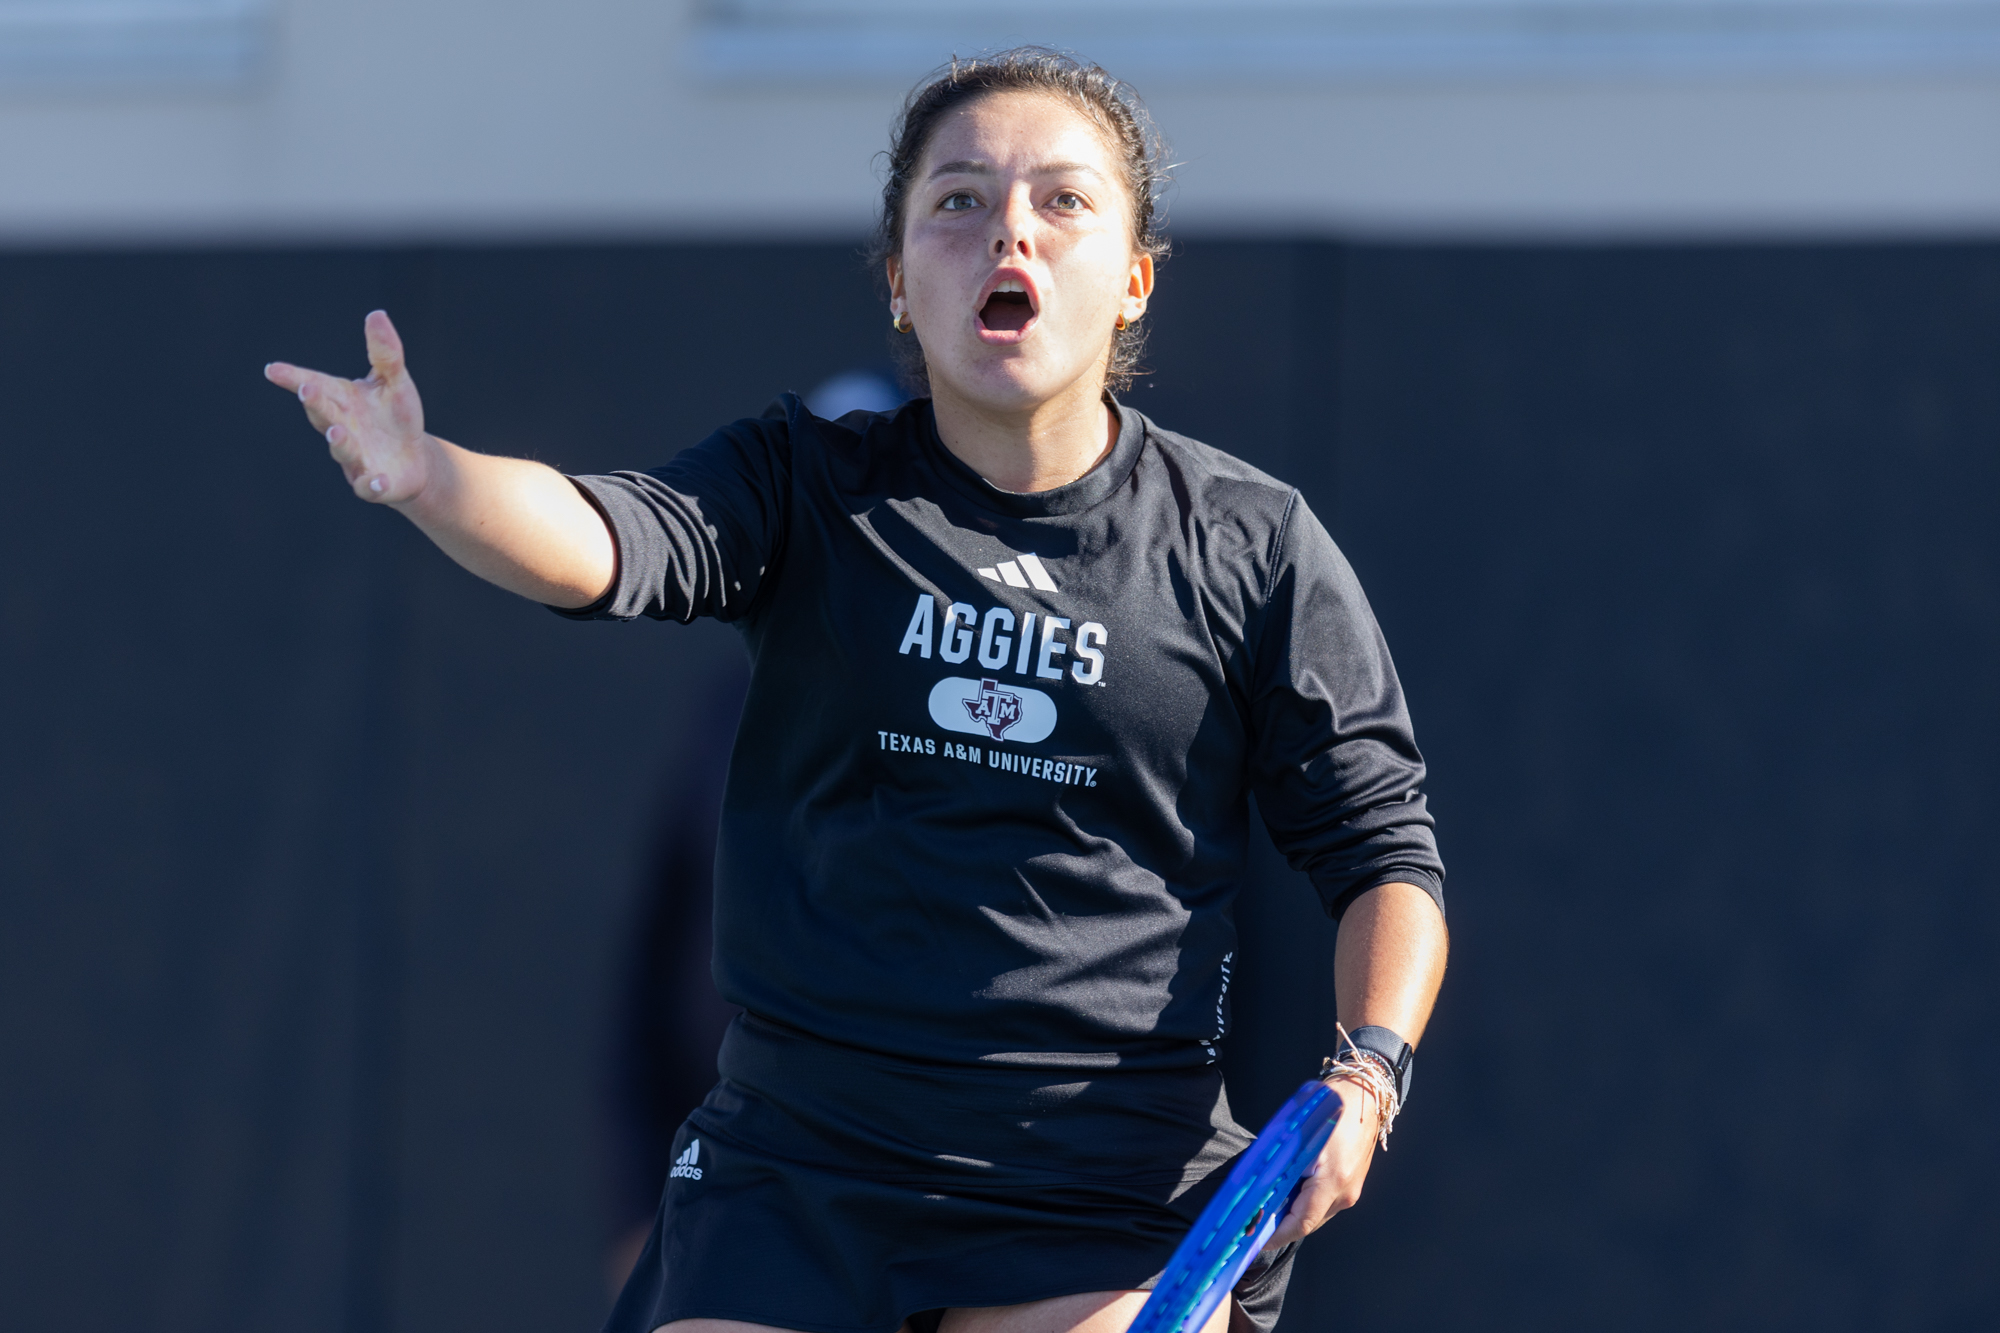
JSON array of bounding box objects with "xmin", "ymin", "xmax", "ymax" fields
[{"xmin": 926, "ymin": 159, "xmax": 1107, "ymax": 182}]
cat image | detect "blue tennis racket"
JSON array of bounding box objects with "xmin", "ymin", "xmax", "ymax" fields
[{"xmin": 1124, "ymin": 1079, "xmax": 1343, "ymax": 1333}]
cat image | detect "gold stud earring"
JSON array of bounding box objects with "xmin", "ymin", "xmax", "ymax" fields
[
  {"xmin": 1115, "ymin": 313, "xmax": 1128, "ymax": 331},
  {"xmin": 892, "ymin": 311, "xmax": 913, "ymax": 334}
]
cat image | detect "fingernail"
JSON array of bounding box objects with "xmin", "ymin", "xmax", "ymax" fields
[
  {"xmin": 369, "ymin": 477, "xmax": 384, "ymax": 494},
  {"xmin": 298, "ymin": 383, "xmax": 311, "ymax": 401},
  {"xmin": 326, "ymin": 425, "xmax": 341, "ymax": 444}
]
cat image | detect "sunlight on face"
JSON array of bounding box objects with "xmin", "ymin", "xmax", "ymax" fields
[{"xmin": 888, "ymin": 91, "xmax": 1152, "ymax": 418}]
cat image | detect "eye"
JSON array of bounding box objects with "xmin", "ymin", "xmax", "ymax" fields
[
  {"xmin": 1049, "ymin": 191, "xmax": 1086, "ymax": 212},
  {"xmin": 940, "ymin": 191, "xmax": 979, "ymax": 212}
]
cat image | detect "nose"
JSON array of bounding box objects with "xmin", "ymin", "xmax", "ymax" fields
[{"xmin": 989, "ymin": 187, "xmax": 1036, "ymax": 260}]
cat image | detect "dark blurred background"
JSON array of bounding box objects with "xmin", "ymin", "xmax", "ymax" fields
[
  {"xmin": 4, "ymin": 238, "xmax": 1995, "ymax": 1331},
  {"xmin": 5, "ymin": 3, "xmax": 2000, "ymax": 1331}
]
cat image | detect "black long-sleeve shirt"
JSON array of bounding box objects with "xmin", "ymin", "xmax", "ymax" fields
[{"xmin": 559, "ymin": 395, "xmax": 1443, "ymax": 1071}]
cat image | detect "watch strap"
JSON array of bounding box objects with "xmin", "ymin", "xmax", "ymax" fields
[{"xmin": 1344, "ymin": 1025, "xmax": 1415, "ymax": 1106}]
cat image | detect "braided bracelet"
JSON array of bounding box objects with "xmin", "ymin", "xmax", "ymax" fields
[{"xmin": 1316, "ymin": 1023, "xmax": 1403, "ymax": 1151}]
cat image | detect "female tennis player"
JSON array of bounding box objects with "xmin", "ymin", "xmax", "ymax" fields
[{"xmin": 265, "ymin": 49, "xmax": 1448, "ymax": 1333}]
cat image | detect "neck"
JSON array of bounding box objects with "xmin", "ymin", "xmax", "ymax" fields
[{"xmin": 930, "ymin": 374, "xmax": 1119, "ymax": 494}]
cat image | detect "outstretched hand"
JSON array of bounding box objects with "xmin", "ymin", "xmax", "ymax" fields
[
  {"xmin": 265, "ymin": 310, "xmax": 434, "ymax": 505},
  {"xmin": 260, "ymin": 309, "xmax": 616, "ymax": 606}
]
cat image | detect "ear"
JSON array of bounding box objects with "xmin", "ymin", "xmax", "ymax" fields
[
  {"xmin": 1121, "ymin": 252, "xmax": 1155, "ymax": 326},
  {"xmin": 886, "ymin": 254, "xmax": 907, "ymax": 318}
]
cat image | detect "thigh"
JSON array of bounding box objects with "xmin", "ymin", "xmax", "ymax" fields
[{"xmin": 938, "ymin": 1290, "xmax": 1229, "ymax": 1333}]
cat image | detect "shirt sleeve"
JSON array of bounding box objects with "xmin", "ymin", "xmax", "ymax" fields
[
  {"xmin": 1245, "ymin": 493, "xmax": 1446, "ymax": 922},
  {"xmin": 548, "ymin": 402, "xmax": 794, "ymax": 624}
]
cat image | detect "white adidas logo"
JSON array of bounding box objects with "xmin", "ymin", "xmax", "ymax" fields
[
  {"xmin": 976, "ymin": 552, "xmax": 1058, "ymax": 592},
  {"xmin": 669, "ymin": 1138, "xmax": 703, "ymax": 1181}
]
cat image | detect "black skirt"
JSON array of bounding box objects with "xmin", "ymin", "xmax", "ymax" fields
[{"xmin": 605, "ymin": 1013, "xmax": 1297, "ymax": 1333}]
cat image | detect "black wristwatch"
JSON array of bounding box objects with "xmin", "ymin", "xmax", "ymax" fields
[{"xmin": 1319, "ymin": 1025, "xmax": 1415, "ymax": 1106}]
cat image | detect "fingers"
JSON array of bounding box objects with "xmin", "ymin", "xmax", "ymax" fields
[
  {"xmin": 270, "ymin": 367, "xmax": 352, "ymax": 433},
  {"xmin": 1261, "ymin": 1174, "xmax": 1360, "ymax": 1254},
  {"xmin": 264, "ymin": 360, "xmax": 337, "ymax": 419},
  {"xmin": 1263, "ymin": 1210, "xmax": 1317, "ymax": 1252},
  {"xmin": 337, "ymin": 436, "xmax": 392, "ymax": 499},
  {"xmin": 363, "ymin": 309, "xmax": 405, "ymax": 384},
  {"xmin": 1262, "ymin": 1182, "xmax": 1315, "ymax": 1251},
  {"xmin": 267, "ymin": 365, "xmax": 368, "ymax": 484},
  {"xmin": 262, "ymin": 360, "xmax": 305, "ymax": 392},
  {"xmin": 264, "ymin": 311, "xmax": 420, "ymax": 507},
  {"xmin": 263, "ymin": 307, "xmax": 402, "ymax": 406}
]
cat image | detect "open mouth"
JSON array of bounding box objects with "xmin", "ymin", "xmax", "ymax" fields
[
  {"xmin": 977, "ymin": 276, "xmax": 1038, "ymax": 336},
  {"xmin": 980, "ymin": 291, "xmax": 1034, "ymax": 333}
]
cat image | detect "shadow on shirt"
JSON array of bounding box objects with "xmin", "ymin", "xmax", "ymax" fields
[{"xmin": 602, "ymin": 661, "xmax": 750, "ymax": 1293}]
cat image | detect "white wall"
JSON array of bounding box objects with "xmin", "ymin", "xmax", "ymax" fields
[{"xmin": 5, "ymin": 0, "xmax": 2000, "ymax": 244}]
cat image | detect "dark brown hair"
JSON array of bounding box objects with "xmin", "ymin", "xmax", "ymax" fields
[{"xmin": 870, "ymin": 47, "xmax": 1170, "ymax": 394}]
